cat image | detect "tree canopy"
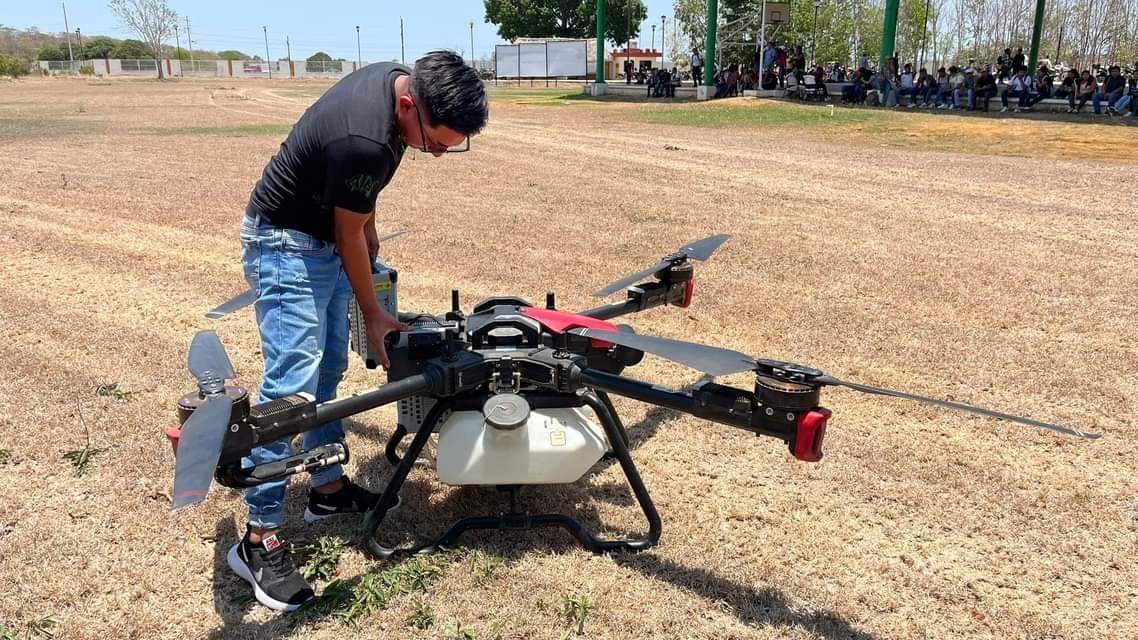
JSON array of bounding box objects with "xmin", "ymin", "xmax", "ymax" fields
[{"xmin": 484, "ymin": 0, "xmax": 648, "ymax": 46}]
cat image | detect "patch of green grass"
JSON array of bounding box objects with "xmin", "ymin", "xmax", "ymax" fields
[
  {"xmin": 64, "ymin": 403, "xmax": 104, "ymax": 477},
  {"xmin": 637, "ymin": 99, "xmax": 889, "ymax": 129},
  {"xmin": 293, "ymin": 548, "xmax": 465, "ymax": 629},
  {"xmin": 560, "ymin": 593, "xmax": 595, "ymax": 636},
  {"xmin": 294, "ymin": 535, "xmax": 347, "ymax": 583},
  {"xmin": 155, "ymin": 123, "xmax": 293, "ymax": 137},
  {"xmin": 4, "ymin": 615, "xmax": 60, "ymax": 640},
  {"xmin": 468, "ymin": 550, "xmax": 503, "ymax": 583},
  {"xmin": 409, "ymin": 600, "xmax": 435, "ymax": 630},
  {"xmin": 486, "ymin": 86, "xmax": 593, "ymax": 106},
  {"xmin": 62, "ymin": 446, "xmax": 104, "ymax": 477},
  {"xmin": 95, "ymin": 382, "xmax": 135, "ymax": 402},
  {"xmin": 0, "ymin": 449, "xmax": 10, "ymax": 464}
]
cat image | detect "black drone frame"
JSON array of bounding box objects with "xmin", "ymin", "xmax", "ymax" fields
[{"xmin": 173, "ymin": 234, "xmax": 1095, "ymax": 560}]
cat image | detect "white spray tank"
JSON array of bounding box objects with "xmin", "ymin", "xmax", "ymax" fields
[{"xmin": 435, "ymin": 393, "xmax": 609, "ymax": 486}]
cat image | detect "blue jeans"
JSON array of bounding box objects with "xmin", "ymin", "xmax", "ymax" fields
[
  {"xmin": 1092, "ymin": 89, "xmax": 1123, "ymax": 113},
  {"xmin": 239, "ymin": 213, "xmax": 353, "ymax": 529}
]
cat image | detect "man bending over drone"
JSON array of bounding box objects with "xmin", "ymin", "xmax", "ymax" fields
[{"xmin": 230, "ymin": 51, "xmax": 488, "ymax": 611}]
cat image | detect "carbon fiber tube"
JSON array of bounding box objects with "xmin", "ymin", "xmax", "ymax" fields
[{"xmin": 314, "ymin": 372, "xmax": 434, "ymax": 424}]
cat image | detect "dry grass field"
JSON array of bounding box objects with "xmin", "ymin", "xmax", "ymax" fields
[{"xmin": 1, "ymin": 77, "xmax": 1136, "ymax": 640}]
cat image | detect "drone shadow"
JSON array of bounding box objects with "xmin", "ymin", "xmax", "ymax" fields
[
  {"xmin": 612, "ymin": 553, "xmax": 879, "ymax": 640},
  {"xmin": 202, "ymin": 404, "xmax": 873, "ymax": 639}
]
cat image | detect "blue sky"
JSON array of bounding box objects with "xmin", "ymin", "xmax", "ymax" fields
[{"xmin": 10, "ymin": 1, "xmax": 677, "ymax": 62}]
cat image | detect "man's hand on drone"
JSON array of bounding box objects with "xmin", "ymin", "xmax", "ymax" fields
[{"xmin": 364, "ymin": 310, "xmax": 410, "ymax": 369}]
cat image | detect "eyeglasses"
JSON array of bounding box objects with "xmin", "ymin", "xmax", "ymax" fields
[{"xmin": 409, "ymin": 93, "xmax": 470, "ymax": 154}]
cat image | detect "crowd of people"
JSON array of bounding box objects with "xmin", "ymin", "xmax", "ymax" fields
[
  {"xmin": 696, "ymin": 41, "xmax": 1138, "ymax": 118},
  {"xmin": 833, "ymin": 53, "xmax": 1137, "ymax": 116},
  {"xmin": 616, "ymin": 43, "xmax": 1138, "ymax": 118}
]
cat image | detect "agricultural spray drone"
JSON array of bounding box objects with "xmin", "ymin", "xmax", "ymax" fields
[{"xmin": 171, "ymin": 234, "xmax": 1097, "ymax": 559}]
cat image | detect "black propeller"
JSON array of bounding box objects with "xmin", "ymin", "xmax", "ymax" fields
[
  {"xmin": 570, "ymin": 328, "xmax": 1100, "ymax": 440},
  {"xmin": 592, "ymin": 234, "xmax": 730, "ymax": 298},
  {"xmin": 172, "ymin": 330, "xmax": 236, "ymax": 509},
  {"xmin": 205, "ymin": 229, "xmax": 410, "ymax": 319}
]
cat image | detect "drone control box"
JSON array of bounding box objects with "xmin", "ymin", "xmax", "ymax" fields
[{"xmin": 348, "ymin": 259, "xmax": 398, "ymax": 369}]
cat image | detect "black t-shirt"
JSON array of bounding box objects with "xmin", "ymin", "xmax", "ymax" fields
[{"xmin": 246, "ymin": 62, "xmax": 409, "ymax": 241}]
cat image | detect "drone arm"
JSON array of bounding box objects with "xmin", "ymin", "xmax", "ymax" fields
[
  {"xmin": 577, "ymin": 368, "xmax": 796, "ymax": 443},
  {"xmin": 578, "ymin": 280, "xmax": 688, "ymax": 321},
  {"xmin": 228, "ymin": 372, "xmax": 437, "ymax": 457}
]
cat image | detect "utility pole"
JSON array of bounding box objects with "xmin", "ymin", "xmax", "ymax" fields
[
  {"xmin": 62, "ymin": 2, "xmax": 74, "ymax": 63},
  {"xmin": 812, "ymin": 0, "xmax": 820, "ymax": 68},
  {"xmin": 400, "ymin": 17, "xmax": 405, "ymax": 64},
  {"xmin": 651, "ymin": 24, "xmax": 656, "ymax": 64},
  {"xmin": 661, "ymin": 15, "xmax": 666, "ymax": 67},
  {"xmin": 174, "ymin": 24, "xmax": 181, "ymax": 59},
  {"xmin": 626, "ymin": 0, "xmax": 631, "ymax": 76},
  {"xmin": 263, "ymin": 26, "xmax": 271, "ymax": 79},
  {"xmin": 356, "ymin": 25, "xmax": 361, "ymax": 67},
  {"xmin": 185, "ymin": 17, "xmax": 194, "ymax": 68},
  {"xmin": 469, "ymin": 22, "xmax": 474, "ymax": 67},
  {"xmin": 286, "ymin": 36, "xmax": 291, "ymax": 61},
  {"xmin": 918, "ymin": 0, "xmax": 931, "ymax": 69}
]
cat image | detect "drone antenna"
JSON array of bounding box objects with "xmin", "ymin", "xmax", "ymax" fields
[{"xmin": 546, "ymin": 291, "xmax": 556, "ymax": 310}]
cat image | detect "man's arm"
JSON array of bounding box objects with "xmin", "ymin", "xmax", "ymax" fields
[{"xmin": 334, "ymin": 207, "xmax": 407, "ymax": 368}]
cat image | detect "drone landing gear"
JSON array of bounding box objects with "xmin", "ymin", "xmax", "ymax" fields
[{"xmin": 363, "ymin": 394, "xmax": 661, "ymax": 559}]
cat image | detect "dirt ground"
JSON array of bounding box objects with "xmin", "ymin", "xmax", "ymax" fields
[{"xmin": 1, "ymin": 77, "xmax": 1136, "ymax": 640}]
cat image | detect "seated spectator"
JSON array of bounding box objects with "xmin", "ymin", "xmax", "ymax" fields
[
  {"xmin": 842, "ymin": 66, "xmax": 871, "ymax": 103},
  {"xmin": 950, "ymin": 66, "xmax": 971, "ymax": 110},
  {"xmin": 1000, "ymin": 66, "xmax": 1033, "ymax": 112},
  {"xmin": 1034, "ymin": 64, "xmax": 1054, "ymax": 99},
  {"xmin": 812, "ymin": 65, "xmax": 831, "ymax": 100},
  {"xmin": 934, "ymin": 66, "xmax": 951, "ymax": 108},
  {"xmin": 900, "ymin": 63, "xmax": 917, "ymax": 107},
  {"xmin": 783, "ymin": 64, "xmax": 801, "ymax": 98},
  {"xmin": 1055, "ymin": 69, "xmax": 1077, "ymax": 99},
  {"xmin": 1093, "ymin": 65, "xmax": 1126, "ymax": 114},
  {"xmin": 761, "ymin": 68, "xmax": 778, "ymax": 90},
  {"xmin": 972, "ymin": 67, "xmax": 998, "ymax": 111},
  {"xmin": 1069, "ymin": 69, "xmax": 1097, "ymax": 112},
  {"xmin": 1116, "ymin": 68, "xmax": 1137, "ymax": 117}
]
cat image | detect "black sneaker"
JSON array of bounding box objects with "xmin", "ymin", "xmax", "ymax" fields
[
  {"xmin": 303, "ymin": 475, "xmax": 397, "ymax": 523},
  {"xmin": 227, "ymin": 528, "xmax": 314, "ymax": 612}
]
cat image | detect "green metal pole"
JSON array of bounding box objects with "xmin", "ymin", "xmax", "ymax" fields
[
  {"xmin": 879, "ymin": 0, "xmax": 899, "ymax": 71},
  {"xmin": 704, "ymin": 0, "xmax": 718, "ymax": 86},
  {"xmin": 1027, "ymin": 0, "xmax": 1046, "ymax": 74},
  {"xmin": 596, "ymin": 0, "xmax": 606, "ymax": 82}
]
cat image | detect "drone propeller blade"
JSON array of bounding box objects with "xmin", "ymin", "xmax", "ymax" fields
[
  {"xmin": 571, "ymin": 328, "xmax": 1099, "ymax": 440},
  {"xmin": 677, "ymin": 234, "xmax": 731, "ymax": 261},
  {"xmin": 205, "ymin": 288, "xmax": 256, "ymax": 320},
  {"xmin": 592, "ymin": 234, "xmax": 731, "ymax": 298},
  {"xmin": 570, "ymin": 328, "xmax": 756, "ymax": 376},
  {"xmin": 171, "ymin": 393, "xmax": 232, "ymax": 509},
  {"xmin": 592, "ymin": 261, "xmax": 671, "ymax": 298},
  {"xmin": 188, "ymin": 330, "xmax": 236, "ymax": 384},
  {"xmin": 376, "ymin": 229, "xmax": 410, "ymax": 243},
  {"xmin": 812, "ymin": 374, "xmax": 1100, "ymax": 439}
]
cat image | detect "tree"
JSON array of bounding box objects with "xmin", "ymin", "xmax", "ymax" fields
[
  {"xmin": 307, "ymin": 51, "xmax": 333, "ymax": 61},
  {"xmin": 82, "ymin": 36, "xmax": 118, "ymax": 60},
  {"xmin": 112, "ymin": 38, "xmax": 151, "ymax": 59},
  {"xmin": 37, "ymin": 44, "xmax": 65, "ymax": 60},
  {"xmin": 598, "ymin": 0, "xmax": 649, "ymax": 47},
  {"xmin": 483, "ymin": 0, "xmax": 647, "ymax": 46},
  {"xmin": 108, "ymin": 0, "xmax": 178, "ymax": 78},
  {"xmin": 484, "ymin": 0, "xmax": 591, "ymax": 40},
  {"xmin": 217, "ymin": 50, "xmax": 248, "ymax": 60}
]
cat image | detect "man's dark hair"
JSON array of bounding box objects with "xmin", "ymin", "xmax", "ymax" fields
[{"xmin": 411, "ymin": 50, "xmax": 488, "ymax": 135}]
